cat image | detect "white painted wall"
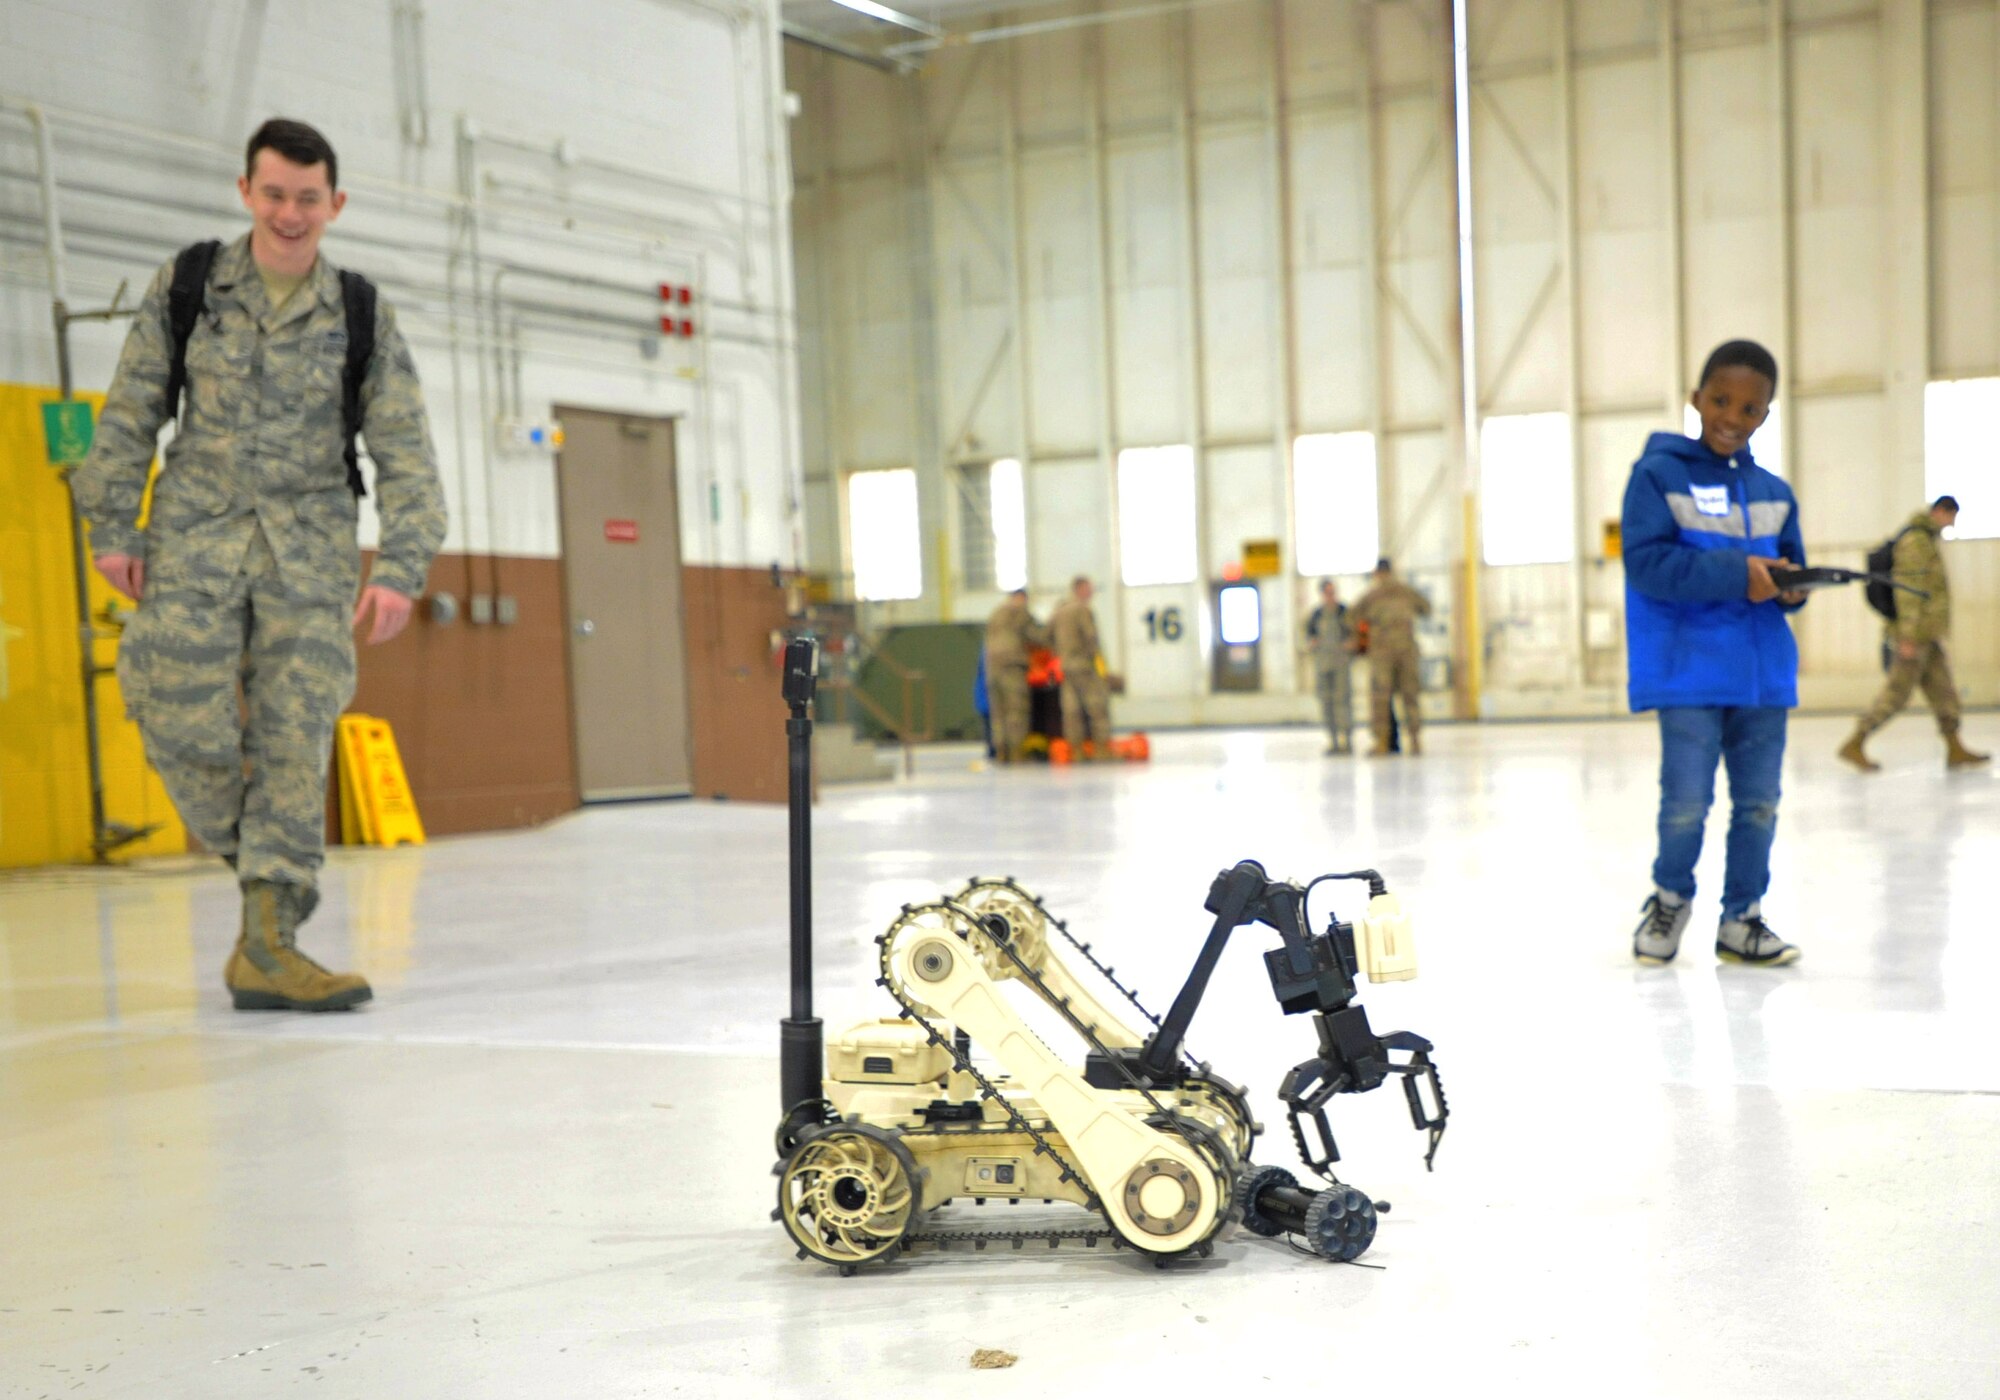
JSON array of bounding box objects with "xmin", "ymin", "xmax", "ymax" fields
[
  {"xmin": 792, "ymin": 0, "xmax": 2000, "ymax": 726},
  {"xmin": 1, "ymin": 0, "xmax": 802, "ymax": 573}
]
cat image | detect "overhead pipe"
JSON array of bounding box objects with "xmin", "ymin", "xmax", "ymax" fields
[
  {"xmin": 757, "ymin": 4, "xmax": 808, "ymax": 569},
  {"xmin": 884, "ymin": 0, "xmax": 1254, "ymax": 59},
  {"xmin": 782, "ymin": 21, "xmax": 913, "ymax": 73}
]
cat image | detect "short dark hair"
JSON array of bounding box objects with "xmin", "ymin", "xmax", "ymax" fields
[
  {"xmin": 1374, "ymin": 557, "xmax": 1392, "ymax": 573},
  {"xmin": 1933, "ymin": 495, "xmax": 1960, "ymax": 514},
  {"xmin": 1696, "ymin": 339, "xmax": 1779, "ymax": 396},
  {"xmin": 246, "ymin": 118, "xmax": 339, "ymax": 190}
]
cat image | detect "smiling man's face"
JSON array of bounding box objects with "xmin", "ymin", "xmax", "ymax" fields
[{"xmin": 238, "ymin": 150, "xmax": 344, "ymax": 276}]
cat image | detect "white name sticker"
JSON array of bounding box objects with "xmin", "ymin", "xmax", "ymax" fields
[{"xmin": 1690, "ymin": 484, "xmax": 1731, "ymax": 517}]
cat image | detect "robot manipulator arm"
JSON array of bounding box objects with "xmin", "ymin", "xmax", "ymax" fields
[{"xmin": 1280, "ymin": 1014, "xmax": 1449, "ymax": 1177}]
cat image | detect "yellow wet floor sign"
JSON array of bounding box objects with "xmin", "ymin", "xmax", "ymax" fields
[{"xmin": 336, "ymin": 714, "xmax": 426, "ymax": 847}]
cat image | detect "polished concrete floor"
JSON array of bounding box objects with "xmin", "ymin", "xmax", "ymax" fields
[{"xmin": 3, "ymin": 714, "xmax": 1997, "ymax": 1398}]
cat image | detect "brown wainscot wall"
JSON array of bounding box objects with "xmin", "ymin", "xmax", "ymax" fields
[
  {"xmin": 331, "ymin": 556, "xmax": 797, "ymax": 844},
  {"xmin": 331, "ymin": 551, "xmax": 579, "ymax": 842}
]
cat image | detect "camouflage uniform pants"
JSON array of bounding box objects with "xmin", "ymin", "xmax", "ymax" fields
[
  {"xmin": 992, "ymin": 664, "xmax": 1032, "ymax": 763},
  {"xmin": 1368, "ymin": 642, "xmax": 1420, "ymax": 749},
  {"xmin": 1315, "ymin": 661, "xmax": 1354, "ymax": 751},
  {"xmin": 1857, "ymin": 641, "xmax": 1962, "ymax": 737},
  {"xmin": 1059, "ymin": 668, "xmax": 1111, "ymax": 750},
  {"xmin": 116, "ymin": 528, "xmax": 356, "ymax": 889}
]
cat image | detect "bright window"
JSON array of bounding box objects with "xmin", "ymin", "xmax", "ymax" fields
[
  {"xmin": 1117, "ymin": 445, "xmax": 1198, "ymax": 587},
  {"xmin": 1293, "ymin": 432, "xmax": 1380, "ymax": 577},
  {"xmin": 1480, "ymin": 413, "xmax": 1575, "ymax": 566},
  {"xmin": 990, "ymin": 458, "xmax": 1028, "ymax": 591},
  {"xmin": 1684, "ymin": 401, "xmax": 1783, "ymax": 477},
  {"xmin": 848, "ymin": 469, "xmax": 922, "ymax": 601},
  {"xmin": 1218, "ymin": 584, "xmax": 1261, "ymax": 644},
  {"xmin": 1925, "ymin": 378, "xmax": 2000, "ymax": 539}
]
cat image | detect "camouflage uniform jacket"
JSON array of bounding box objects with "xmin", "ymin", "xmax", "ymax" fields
[
  {"xmin": 1304, "ymin": 602, "xmax": 1355, "ymax": 670},
  {"xmin": 73, "ymin": 235, "xmax": 446, "ymax": 604},
  {"xmin": 1050, "ymin": 598, "xmax": 1101, "ymax": 670},
  {"xmin": 985, "ymin": 602, "xmax": 1048, "ymax": 669},
  {"xmin": 1353, "ymin": 579, "xmax": 1431, "ymax": 651},
  {"xmin": 1888, "ymin": 511, "xmax": 1951, "ymax": 646}
]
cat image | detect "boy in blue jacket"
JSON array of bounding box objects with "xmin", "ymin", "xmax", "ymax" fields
[{"xmin": 1622, "ymin": 340, "xmax": 1805, "ymax": 967}]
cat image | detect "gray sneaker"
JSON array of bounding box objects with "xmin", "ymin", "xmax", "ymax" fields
[
  {"xmin": 1716, "ymin": 906, "xmax": 1800, "ymax": 966},
  {"xmin": 1632, "ymin": 889, "xmax": 1692, "ymax": 965}
]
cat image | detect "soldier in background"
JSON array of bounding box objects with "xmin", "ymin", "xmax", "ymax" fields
[
  {"xmin": 1839, "ymin": 495, "xmax": 1990, "ymax": 772},
  {"xmin": 1352, "ymin": 557, "xmax": 1431, "ymax": 757},
  {"xmin": 983, "ymin": 588, "xmax": 1047, "ymax": 765},
  {"xmin": 1303, "ymin": 579, "xmax": 1356, "ymax": 755},
  {"xmin": 74, "ymin": 118, "xmax": 446, "ymax": 1011},
  {"xmin": 1051, "ymin": 576, "xmax": 1113, "ymax": 758}
]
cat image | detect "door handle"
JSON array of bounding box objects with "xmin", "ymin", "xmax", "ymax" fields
[{"xmin": 574, "ymin": 619, "xmax": 595, "ymax": 636}]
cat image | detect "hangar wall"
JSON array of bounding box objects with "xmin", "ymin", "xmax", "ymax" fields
[{"xmin": 791, "ymin": 0, "xmax": 2000, "ymax": 726}]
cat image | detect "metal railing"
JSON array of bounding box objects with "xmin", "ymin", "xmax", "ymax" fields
[{"xmin": 818, "ymin": 633, "xmax": 936, "ymax": 778}]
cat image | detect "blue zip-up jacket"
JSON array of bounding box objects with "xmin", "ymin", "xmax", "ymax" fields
[{"xmin": 1622, "ymin": 432, "xmax": 1807, "ymax": 712}]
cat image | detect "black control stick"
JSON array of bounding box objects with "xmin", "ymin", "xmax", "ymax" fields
[{"xmin": 779, "ymin": 637, "xmax": 824, "ymax": 1128}]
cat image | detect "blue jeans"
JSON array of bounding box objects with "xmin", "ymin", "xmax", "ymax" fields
[{"xmin": 1651, "ymin": 707, "xmax": 1787, "ymax": 920}]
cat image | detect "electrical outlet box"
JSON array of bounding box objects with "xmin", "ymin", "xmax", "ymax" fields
[
  {"xmin": 469, "ymin": 594, "xmax": 494, "ymax": 625},
  {"xmin": 497, "ymin": 418, "xmax": 566, "ymax": 452}
]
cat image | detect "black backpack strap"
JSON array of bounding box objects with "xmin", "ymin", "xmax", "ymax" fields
[
  {"xmin": 337, "ymin": 268, "xmax": 377, "ymax": 497},
  {"xmin": 163, "ymin": 240, "xmax": 223, "ymax": 423}
]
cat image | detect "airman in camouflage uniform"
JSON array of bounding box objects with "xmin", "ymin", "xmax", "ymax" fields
[
  {"xmin": 984, "ymin": 589, "xmax": 1047, "ymax": 765},
  {"xmin": 1050, "ymin": 576, "xmax": 1112, "ymax": 757},
  {"xmin": 1839, "ymin": 497, "xmax": 1989, "ymax": 772},
  {"xmin": 1303, "ymin": 579, "xmax": 1356, "ymax": 755},
  {"xmin": 73, "ymin": 120, "xmax": 445, "ymax": 1010},
  {"xmin": 1352, "ymin": 558, "xmax": 1431, "ymax": 757}
]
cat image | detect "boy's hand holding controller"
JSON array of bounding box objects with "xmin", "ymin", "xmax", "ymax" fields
[{"xmin": 1745, "ymin": 555, "xmax": 1807, "ymax": 606}]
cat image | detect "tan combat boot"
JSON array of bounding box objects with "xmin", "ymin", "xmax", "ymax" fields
[
  {"xmin": 1836, "ymin": 732, "xmax": 1879, "ymax": 773},
  {"xmin": 1946, "ymin": 733, "xmax": 1991, "ymax": 770},
  {"xmin": 225, "ymin": 880, "xmax": 373, "ymax": 1012}
]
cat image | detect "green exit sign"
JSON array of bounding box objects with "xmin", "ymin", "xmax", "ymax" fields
[{"xmin": 42, "ymin": 400, "xmax": 95, "ymax": 464}]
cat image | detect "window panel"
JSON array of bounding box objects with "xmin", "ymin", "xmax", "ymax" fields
[
  {"xmin": 848, "ymin": 469, "xmax": 922, "ymax": 601},
  {"xmin": 1116, "ymin": 445, "xmax": 1198, "ymax": 587},
  {"xmin": 1218, "ymin": 584, "xmax": 1261, "ymax": 645},
  {"xmin": 1293, "ymin": 432, "xmax": 1380, "ymax": 577},
  {"xmin": 1925, "ymin": 379, "xmax": 2000, "ymax": 540},
  {"xmin": 991, "ymin": 458, "xmax": 1028, "ymax": 591},
  {"xmin": 1480, "ymin": 412, "xmax": 1575, "ymax": 567}
]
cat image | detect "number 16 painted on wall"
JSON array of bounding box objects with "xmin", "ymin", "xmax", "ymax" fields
[{"xmin": 1142, "ymin": 607, "xmax": 1184, "ymax": 642}]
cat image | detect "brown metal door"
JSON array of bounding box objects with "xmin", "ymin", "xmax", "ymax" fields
[{"xmin": 555, "ymin": 407, "xmax": 692, "ymax": 799}]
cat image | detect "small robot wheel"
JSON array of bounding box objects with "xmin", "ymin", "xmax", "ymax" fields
[
  {"xmin": 1301, "ymin": 1185, "xmax": 1377, "ymax": 1263},
  {"xmin": 776, "ymin": 1124, "xmax": 922, "ymax": 1270},
  {"xmin": 1232, "ymin": 1164, "xmax": 1298, "ymax": 1238}
]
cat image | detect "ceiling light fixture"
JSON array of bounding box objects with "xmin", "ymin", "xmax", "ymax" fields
[{"xmin": 826, "ymin": 0, "xmax": 945, "ymax": 39}]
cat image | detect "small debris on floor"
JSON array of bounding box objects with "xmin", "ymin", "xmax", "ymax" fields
[{"xmin": 971, "ymin": 1349, "xmax": 1018, "ymax": 1369}]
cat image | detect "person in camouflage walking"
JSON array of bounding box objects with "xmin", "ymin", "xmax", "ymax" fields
[
  {"xmin": 74, "ymin": 119, "xmax": 447, "ymax": 1011},
  {"xmin": 1352, "ymin": 558, "xmax": 1431, "ymax": 756},
  {"xmin": 1838, "ymin": 496, "xmax": 1989, "ymax": 773},
  {"xmin": 1302, "ymin": 578, "xmax": 1356, "ymax": 755}
]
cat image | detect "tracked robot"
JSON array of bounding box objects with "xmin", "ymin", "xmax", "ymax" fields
[{"xmin": 772, "ymin": 638, "xmax": 1448, "ymax": 1273}]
